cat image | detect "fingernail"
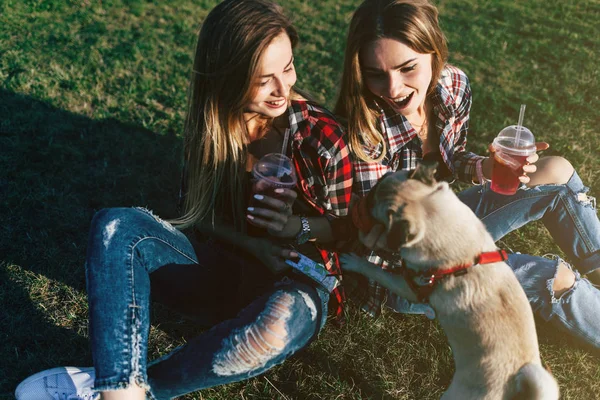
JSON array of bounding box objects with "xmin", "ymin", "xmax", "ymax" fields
[
  {"xmin": 290, "ymin": 251, "xmax": 298, "ymax": 258},
  {"xmin": 254, "ymin": 194, "xmax": 264, "ymax": 200},
  {"xmin": 247, "ymin": 215, "xmax": 255, "ymax": 220},
  {"xmin": 274, "ymin": 188, "xmax": 284, "ymax": 193},
  {"xmin": 247, "ymin": 207, "xmax": 254, "ymax": 212}
]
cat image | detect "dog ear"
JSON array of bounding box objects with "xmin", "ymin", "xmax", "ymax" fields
[
  {"xmin": 366, "ymin": 171, "xmax": 395, "ymax": 208},
  {"xmin": 410, "ymin": 160, "xmax": 438, "ymax": 185}
]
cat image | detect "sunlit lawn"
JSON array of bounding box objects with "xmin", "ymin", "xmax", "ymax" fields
[{"xmin": 1, "ymin": 0, "xmax": 599, "ymax": 398}]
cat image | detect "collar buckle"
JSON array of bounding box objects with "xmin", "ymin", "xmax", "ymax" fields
[{"xmin": 414, "ymin": 274, "xmax": 435, "ymax": 287}]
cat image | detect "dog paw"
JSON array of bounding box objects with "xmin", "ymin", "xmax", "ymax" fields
[{"xmin": 339, "ymin": 253, "xmax": 364, "ymax": 273}]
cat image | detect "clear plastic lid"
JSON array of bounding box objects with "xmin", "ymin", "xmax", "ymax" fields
[
  {"xmin": 493, "ymin": 125, "xmax": 536, "ymax": 155},
  {"xmin": 252, "ymin": 153, "xmax": 297, "ymax": 185}
]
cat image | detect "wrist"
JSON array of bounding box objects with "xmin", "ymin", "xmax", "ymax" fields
[
  {"xmin": 285, "ymin": 215, "xmax": 302, "ymax": 239},
  {"xmin": 296, "ymin": 216, "xmax": 312, "ymax": 245},
  {"xmin": 474, "ymin": 158, "xmax": 491, "ymax": 184},
  {"xmin": 240, "ymin": 235, "xmax": 257, "ymax": 253}
]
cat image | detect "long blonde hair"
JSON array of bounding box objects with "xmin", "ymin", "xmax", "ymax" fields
[
  {"xmin": 335, "ymin": 0, "xmax": 448, "ymax": 162},
  {"xmin": 172, "ymin": 0, "xmax": 298, "ymax": 231}
]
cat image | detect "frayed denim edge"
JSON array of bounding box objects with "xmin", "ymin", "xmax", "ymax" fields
[
  {"xmin": 93, "ymin": 376, "xmax": 155, "ymax": 400},
  {"xmin": 134, "ymin": 206, "xmax": 177, "ymax": 232},
  {"xmin": 542, "ymin": 254, "xmax": 580, "ymax": 305},
  {"xmin": 542, "ymin": 255, "xmax": 600, "ymax": 348}
]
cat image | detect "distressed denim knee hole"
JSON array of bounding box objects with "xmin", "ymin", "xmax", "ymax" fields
[
  {"xmin": 552, "ymin": 262, "xmax": 577, "ymax": 297},
  {"xmin": 543, "ymin": 256, "xmax": 580, "ymax": 304},
  {"xmin": 212, "ymin": 291, "xmax": 295, "ymax": 376}
]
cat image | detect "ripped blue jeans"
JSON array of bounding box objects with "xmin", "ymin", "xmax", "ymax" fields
[
  {"xmin": 457, "ymin": 170, "xmax": 600, "ymax": 349},
  {"xmin": 86, "ymin": 207, "xmax": 328, "ymax": 399}
]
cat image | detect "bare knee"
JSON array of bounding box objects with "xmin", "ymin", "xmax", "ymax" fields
[
  {"xmin": 101, "ymin": 385, "xmax": 145, "ymax": 400},
  {"xmin": 553, "ymin": 262, "xmax": 576, "ymax": 297},
  {"xmin": 528, "ymin": 156, "xmax": 574, "ymax": 186}
]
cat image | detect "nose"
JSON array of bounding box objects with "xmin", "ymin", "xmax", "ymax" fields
[
  {"xmin": 273, "ymin": 76, "xmax": 289, "ymax": 98},
  {"xmin": 384, "ymin": 73, "xmax": 403, "ymax": 99}
]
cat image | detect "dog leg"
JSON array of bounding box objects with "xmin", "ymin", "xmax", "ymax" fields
[{"xmin": 339, "ymin": 253, "xmax": 419, "ymax": 303}]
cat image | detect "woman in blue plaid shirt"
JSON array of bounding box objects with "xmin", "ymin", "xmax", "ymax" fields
[{"xmin": 336, "ymin": 0, "xmax": 600, "ymax": 350}]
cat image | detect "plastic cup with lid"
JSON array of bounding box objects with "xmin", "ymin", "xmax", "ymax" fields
[{"xmin": 490, "ymin": 125, "xmax": 536, "ymax": 195}]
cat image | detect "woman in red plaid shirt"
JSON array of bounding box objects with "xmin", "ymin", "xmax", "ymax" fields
[
  {"xmin": 336, "ymin": 0, "xmax": 600, "ymax": 350},
  {"xmin": 15, "ymin": 1, "xmax": 352, "ymax": 399}
]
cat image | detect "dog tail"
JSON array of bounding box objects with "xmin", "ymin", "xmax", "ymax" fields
[{"xmin": 509, "ymin": 363, "xmax": 559, "ymax": 400}]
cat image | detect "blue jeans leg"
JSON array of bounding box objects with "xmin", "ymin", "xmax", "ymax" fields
[
  {"xmin": 148, "ymin": 278, "xmax": 328, "ymax": 399},
  {"xmin": 86, "ymin": 207, "xmax": 328, "ymax": 399},
  {"xmin": 506, "ymin": 253, "xmax": 600, "ymax": 350},
  {"xmin": 458, "ymin": 171, "xmax": 600, "ymax": 274},
  {"xmin": 86, "ymin": 207, "xmax": 203, "ymax": 393}
]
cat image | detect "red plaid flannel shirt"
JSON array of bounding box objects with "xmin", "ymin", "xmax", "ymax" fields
[
  {"xmin": 352, "ymin": 65, "xmax": 485, "ymax": 317},
  {"xmin": 179, "ymin": 100, "xmax": 353, "ymax": 323},
  {"xmin": 288, "ymin": 99, "xmax": 353, "ymax": 322}
]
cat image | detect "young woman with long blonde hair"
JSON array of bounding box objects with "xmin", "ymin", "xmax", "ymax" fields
[
  {"xmin": 337, "ymin": 0, "xmax": 600, "ymax": 350},
  {"xmin": 16, "ymin": 1, "xmax": 352, "ymax": 399}
]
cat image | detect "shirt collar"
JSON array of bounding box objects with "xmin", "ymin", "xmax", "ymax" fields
[
  {"xmin": 430, "ymin": 80, "xmax": 455, "ymax": 122},
  {"xmin": 372, "ymin": 97, "xmax": 415, "ymax": 158}
]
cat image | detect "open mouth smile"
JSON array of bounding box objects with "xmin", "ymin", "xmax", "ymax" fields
[
  {"xmin": 386, "ymin": 92, "xmax": 414, "ymax": 110},
  {"xmin": 265, "ymin": 99, "xmax": 286, "ymax": 108}
]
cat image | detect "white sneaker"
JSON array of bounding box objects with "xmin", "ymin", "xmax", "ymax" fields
[{"xmin": 15, "ymin": 366, "xmax": 98, "ymax": 400}]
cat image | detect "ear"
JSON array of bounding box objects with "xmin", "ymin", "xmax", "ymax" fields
[
  {"xmin": 366, "ymin": 171, "xmax": 395, "ymax": 208},
  {"xmin": 410, "ymin": 160, "xmax": 438, "ymax": 185},
  {"xmin": 386, "ymin": 211, "xmax": 425, "ymax": 249}
]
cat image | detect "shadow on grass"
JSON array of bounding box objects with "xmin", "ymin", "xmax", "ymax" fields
[
  {"xmin": 0, "ymin": 263, "xmax": 91, "ymax": 397},
  {"xmin": 0, "ymin": 89, "xmax": 183, "ymax": 393},
  {"xmin": 0, "ymin": 88, "xmax": 183, "ymax": 285},
  {"xmin": 286, "ymin": 348, "xmax": 400, "ymax": 400}
]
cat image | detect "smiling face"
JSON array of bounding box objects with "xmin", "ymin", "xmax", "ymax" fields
[
  {"xmin": 360, "ymin": 37, "xmax": 432, "ymax": 119},
  {"xmin": 244, "ymin": 31, "xmax": 297, "ymax": 120}
]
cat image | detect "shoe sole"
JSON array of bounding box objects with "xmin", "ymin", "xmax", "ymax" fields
[{"xmin": 15, "ymin": 367, "xmax": 95, "ymax": 398}]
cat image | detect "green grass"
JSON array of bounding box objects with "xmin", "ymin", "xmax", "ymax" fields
[{"xmin": 1, "ymin": 0, "xmax": 599, "ymax": 398}]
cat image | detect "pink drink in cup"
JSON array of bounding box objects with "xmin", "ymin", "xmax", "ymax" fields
[
  {"xmin": 250, "ymin": 153, "xmax": 297, "ymax": 207},
  {"xmin": 490, "ymin": 125, "xmax": 536, "ymax": 195}
]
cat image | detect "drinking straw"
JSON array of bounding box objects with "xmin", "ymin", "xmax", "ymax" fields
[
  {"xmin": 277, "ymin": 128, "xmax": 291, "ymax": 176},
  {"xmin": 515, "ymin": 104, "xmax": 526, "ymax": 146}
]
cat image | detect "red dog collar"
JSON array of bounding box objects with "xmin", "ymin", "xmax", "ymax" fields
[{"xmin": 403, "ymin": 250, "xmax": 509, "ymax": 303}]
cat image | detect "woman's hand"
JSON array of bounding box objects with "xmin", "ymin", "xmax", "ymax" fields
[
  {"xmin": 486, "ymin": 142, "xmax": 550, "ymax": 184},
  {"xmin": 194, "ymin": 222, "xmax": 294, "ymax": 274},
  {"xmin": 246, "ymin": 188, "xmax": 299, "ymax": 237},
  {"xmin": 520, "ymin": 142, "xmax": 550, "ymax": 183},
  {"xmin": 245, "ymin": 236, "xmax": 297, "ymax": 274}
]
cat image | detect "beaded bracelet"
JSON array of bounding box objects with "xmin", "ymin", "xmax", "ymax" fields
[{"xmin": 475, "ymin": 158, "xmax": 489, "ymax": 184}]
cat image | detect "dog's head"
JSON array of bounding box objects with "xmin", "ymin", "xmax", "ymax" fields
[{"xmin": 368, "ymin": 161, "xmax": 450, "ymax": 251}]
